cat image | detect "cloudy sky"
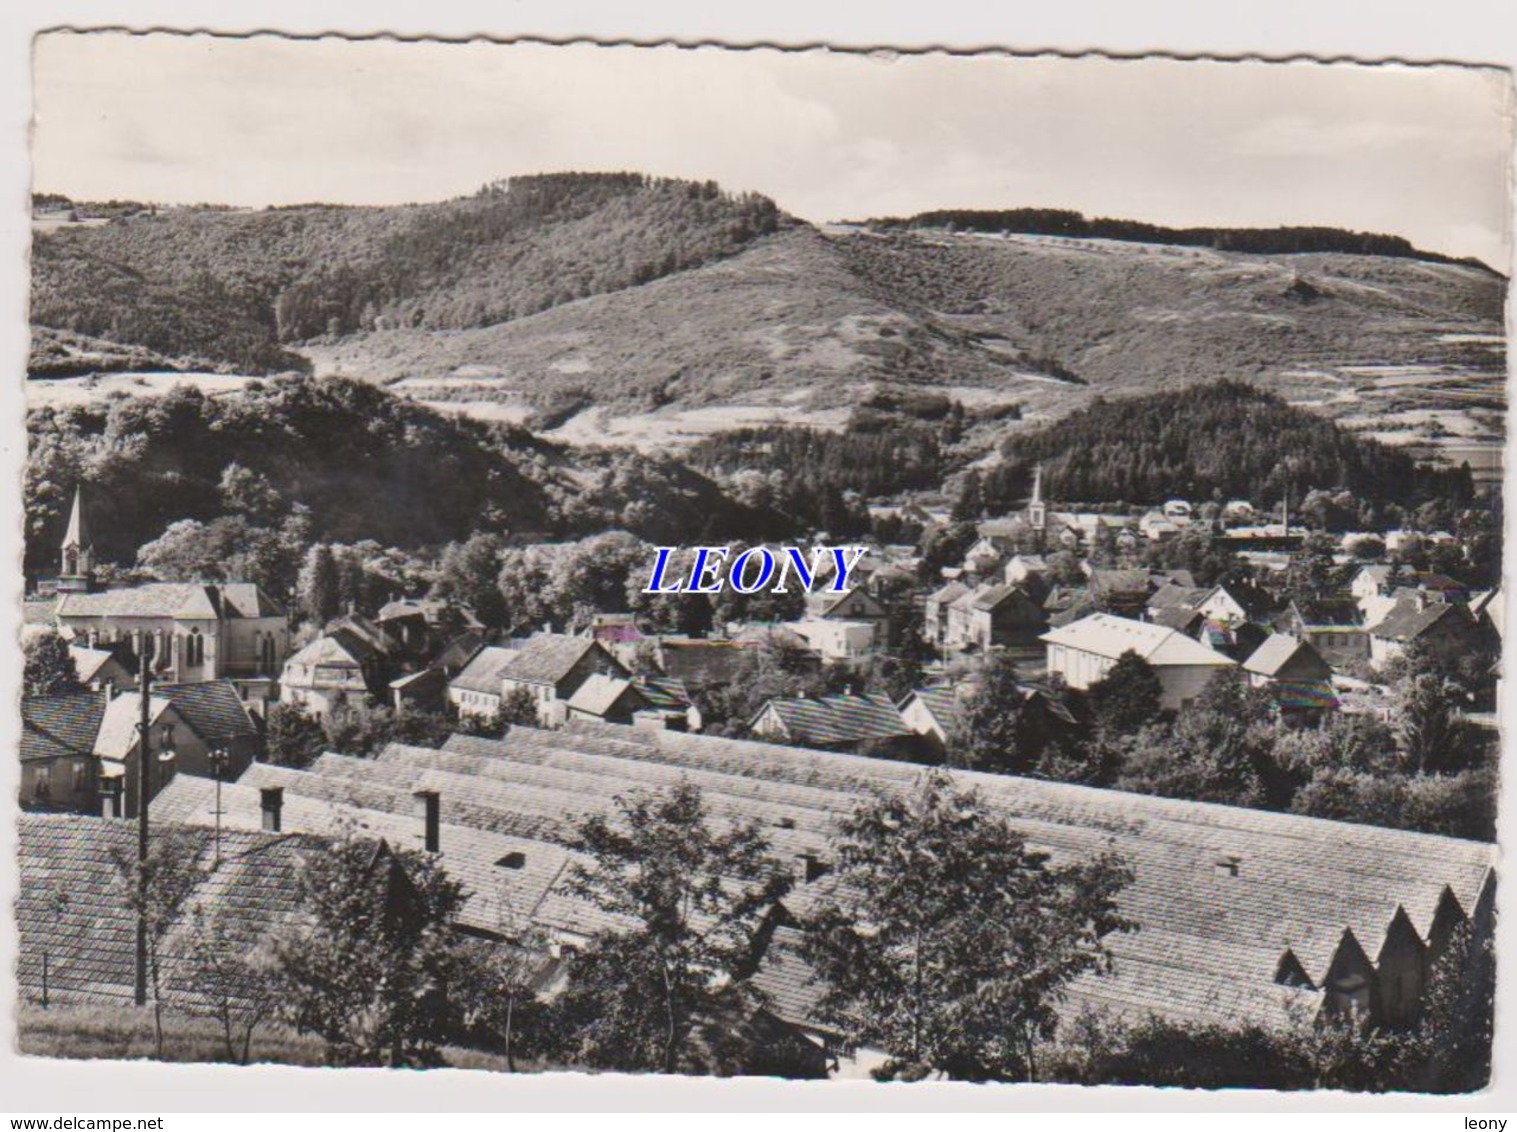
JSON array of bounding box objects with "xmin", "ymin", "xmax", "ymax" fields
[{"xmin": 31, "ymin": 31, "xmax": 1514, "ymax": 267}]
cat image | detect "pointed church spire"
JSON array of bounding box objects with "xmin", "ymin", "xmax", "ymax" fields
[
  {"xmin": 64, "ymin": 484, "xmax": 90, "ymax": 551},
  {"xmin": 1030, "ymin": 464, "xmax": 1043, "ymax": 507},
  {"xmin": 59, "ymin": 484, "xmax": 96, "ymax": 591}
]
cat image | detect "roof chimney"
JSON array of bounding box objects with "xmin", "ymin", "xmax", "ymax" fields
[
  {"xmin": 416, "ymin": 789, "xmax": 440, "ymax": 853},
  {"xmin": 795, "ymin": 852, "xmax": 827, "ymax": 884},
  {"xmin": 260, "ymin": 786, "xmax": 283, "ymax": 833}
]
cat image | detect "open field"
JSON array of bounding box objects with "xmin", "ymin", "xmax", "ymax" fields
[
  {"xmin": 16, "ymin": 1002, "xmax": 537, "ymax": 1073},
  {"xmin": 25, "ymin": 371, "xmax": 269, "ymax": 408}
]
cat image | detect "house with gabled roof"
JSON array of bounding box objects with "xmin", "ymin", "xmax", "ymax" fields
[
  {"xmin": 897, "ymin": 684, "xmax": 969, "ymax": 747},
  {"xmin": 804, "ymin": 585, "xmax": 889, "ymax": 640},
  {"xmin": 1042, "ymin": 612, "xmax": 1235, "ymax": 711},
  {"xmin": 1241, "ymin": 634, "xmax": 1338, "ymax": 725},
  {"xmin": 1276, "ymin": 597, "xmax": 1371, "ymax": 668},
  {"xmin": 945, "ymin": 583, "xmax": 1047, "ymax": 651},
  {"xmin": 748, "ymin": 692, "xmax": 912, "ymax": 753},
  {"xmin": 449, "ymin": 633, "xmax": 628, "ymax": 727},
  {"xmin": 1368, "ymin": 598, "xmax": 1489, "ymax": 670},
  {"xmin": 20, "ymin": 690, "xmax": 109, "ymax": 813},
  {"xmin": 924, "ymin": 580, "xmax": 970, "ymax": 647},
  {"xmin": 280, "ymin": 627, "xmax": 388, "ymax": 719},
  {"xmin": 653, "ymin": 638, "xmax": 759, "ymax": 691},
  {"xmin": 565, "ymin": 674, "xmax": 650, "ymax": 725},
  {"xmin": 68, "ymin": 643, "xmax": 135, "ymax": 691}
]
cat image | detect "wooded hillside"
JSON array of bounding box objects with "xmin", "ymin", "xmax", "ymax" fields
[{"xmin": 31, "ymin": 174, "xmax": 783, "ymax": 373}]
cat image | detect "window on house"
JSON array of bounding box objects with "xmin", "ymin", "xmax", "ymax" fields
[
  {"xmin": 33, "ymin": 766, "xmax": 52, "ymax": 801},
  {"xmin": 72, "ymin": 760, "xmax": 89, "ymax": 794}
]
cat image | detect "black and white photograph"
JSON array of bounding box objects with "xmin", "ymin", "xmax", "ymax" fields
[{"xmin": 6, "ymin": 13, "xmax": 1514, "ymax": 1108}]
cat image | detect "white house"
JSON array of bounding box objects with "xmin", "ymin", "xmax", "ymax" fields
[
  {"xmin": 1041, "ymin": 613, "xmax": 1235, "ymax": 711},
  {"xmin": 786, "ymin": 618, "xmax": 876, "ymax": 661}
]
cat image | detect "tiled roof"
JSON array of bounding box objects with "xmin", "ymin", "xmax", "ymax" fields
[
  {"xmin": 566, "ymin": 674, "xmax": 644, "ymax": 717},
  {"xmin": 1148, "ymin": 583, "xmax": 1210, "ymax": 612},
  {"xmin": 755, "ymin": 693, "xmax": 910, "ymax": 746},
  {"xmin": 57, "ymin": 582, "xmax": 284, "ymax": 621},
  {"xmin": 69, "ymin": 645, "xmax": 123, "ymax": 684},
  {"xmin": 927, "ymin": 581, "xmax": 970, "ymax": 605},
  {"xmin": 21, "ymin": 690, "xmax": 108, "ymax": 763},
  {"xmin": 1088, "ymin": 568, "xmax": 1154, "ymax": 596},
  {"xmin": 92, "ymin": 693, "xmax": 172, "ymax": 761},
  {"xmin": 499, "ymin": 633, "xmax": 606, "ymax": 686},
  {"xmin": 154, "ymin": 680, "xmax": 258, "ymax": 747},
  {"xmin": 389, "ymin": 667, "xmax": 449, "ymax": 694},
  {"xmin": 1370, "ymin": 600, "xmax": 1470, "ymax": 643},
  {"xmin": 1042, "ymin": 613, "xmax": 1236, "ymax": 668},
  {"xmin": 1152, "ymin": 606, "xmax": 1205, "ymax": 633},
  {"xmin": 22, "ymin": 598, "xmax": 59, "ymax": 626},
  {"xmin": 152, "ymin": 772, "xmax": 582, "ymax": 938},
  {"xmin": 287, "ymin": 628, "xmax": 378, "ymax": 669},
  {"xmin": 971, "ymin": 583, "xmax": 1032, "ymax": 612},
  {"xmin": 657, "ymin": 639, "xmax": 757, "ymax": 688},
  {"xmin": 449, "ymin": 646, "xmax": 519, "ymax": 696},
  {"xmin": 60, "ymin": 705, "xmax": 1492, "ymax": 1039},
  {"xmin": 633, "ymin": 674, "xmax": 693, "ymax": 712},
  {"xmin": 1242, "ymin": 634, "xmax": 1313, "ymax": 678},
  {"xmin": 547, "ymin": 718, "xmax": 1492, "ymax": 1034},
  {"xmin": 217, "ymin": 582, "xmax": 286, "ymax": 619},
  {"xmin": 902, "ymin": 685, "xmax": 965, "ymax": 731},
  {"xmin": 17, "ymin": 815, "xmax": 183, "ymax": 1002},
  {"xmin": 1270, "ymin": 680, "xmax": 1340, "ymax": 712}
]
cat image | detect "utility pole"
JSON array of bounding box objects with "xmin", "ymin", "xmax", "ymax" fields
[
  {"xmin": 134, "ymin": 641, "xmax": 151, "ymax": 1006},
  {"xmin": 132, "ymin": 637, "xmax": 175, "ymax": 1007}
]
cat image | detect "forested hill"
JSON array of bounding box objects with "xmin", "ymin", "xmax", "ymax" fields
[
  {"xmin": 856, "ymin": 207, "xmax": 1497, "ymax": 273},
  {"xmin": 992, "ymin": 382, "xmax": 1477, "ymax": 510},
  {"xmin": 23, "ymin": 376, "xmax": 792, "ymax": 579},
  {"xmin": 30, "ymin": 174, "xmax": 784, "ymax": 374}
]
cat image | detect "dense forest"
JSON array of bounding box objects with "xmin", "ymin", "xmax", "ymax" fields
[
  {"xmin": 30, "ymin": 174, "xmax": 784, "ymax": 373},
  {"xmin": 24, "ymin": 376, "xmax": 792, "ymax": 583},
  {"xmin": 684, "ymin": 393, "xmax": 981, "ymax": 529},
  {"xmin": 858, "ymin": 207, "xmax": 1496, "ymax": 272},
  {"xmin": 990, "ymin": 382, "xmax": 1478, "ymax": 513}
]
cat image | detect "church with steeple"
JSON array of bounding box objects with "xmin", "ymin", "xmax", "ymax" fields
[{"xmin": 57, "ymin": 485, "xmax": 97, "ymax": 594}]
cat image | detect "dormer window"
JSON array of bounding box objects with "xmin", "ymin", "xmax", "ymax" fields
[{"xmin": 495, "ymin": 851, "xmax": 527, "ymax": 869}]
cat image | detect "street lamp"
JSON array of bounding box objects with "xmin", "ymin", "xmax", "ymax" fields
[
  {"xmin": 132, "ymin": 646, "xmax": 176, "ymax": 1007},
  {"xmin": 208, "ymin": 746, "xmax": 230, "ymax": 866}
]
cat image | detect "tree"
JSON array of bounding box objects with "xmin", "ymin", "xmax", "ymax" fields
[
  {"xmin": 1085, "ymin": 650, "xmax": 1165, "ymax": 736},
  {"xmin": 24, "ymin": 630, "xmax": 83, "ymax": 697},
  {"xmin": 273, "ymin": 837, "xmax": 467, "ymax": 1067},
  {"xmin": 1401, "ymin": 920, "xmax": 1495, "ymax": 1092},
  {"xmin": 498, "ymin": 686, "xmax": 541, "ymax": 729},
  {"xmin": 110, "ymin": 825, "xmax": 204, "ymax": 1057},
  {"xmin": 948, "ymin": 653, "xmax": 1048, "ymax": 775},
  {"xmin": 299, "ymin": 544, "xmax": 341, "ymax": 625},
  {"xmin": 1284, "ymin": 531, "xmax": 1342, "ymax": 607},
  {"xmin": 553, "ymin": 783, "xmax": 790, "ymax": 1074},
  {"xmin": 799, "ymin": 771, "xmax": 1134, "ymax": 1081},
  {"xmin": 437, "ymin": 533, "xmax": 508, "ymax": 627},
  {"xmin": 454, "ymin": 902, "xmax": 552, "ymax": 1073},
  {"xmin": 264, "ymin": 702, "xmax": 328, "ymax": 769},
  {"xmin": 218, "ymin": 462, "xmax": 284, "ymax": 525},
  {"xmin": 1394, "ymin": 672, "xmax": 1471, "ymax": 776},
  {"xmin": 950, "ymin": 472, "xmax": 985, "ymax": 523},
  {"xmin": 181, "ymin": 905, "xmax": 281, "ymax": 1064}
]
